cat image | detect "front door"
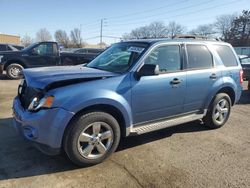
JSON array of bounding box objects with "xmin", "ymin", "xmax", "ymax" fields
[
  {"xmin": 26, "ymin": 43, "xmax": 59, "ymax": 67},
  {"xmin": 131, "ymin": 44, "xmax": 186, "ymax": 124}
]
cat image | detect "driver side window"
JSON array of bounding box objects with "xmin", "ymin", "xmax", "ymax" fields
[
  {"xmin": 33, "ymin": 43, "xmax": 53, "ymax": 55},
  {"xmin": 145, "ymin": 45, "xmax": 181, "ymax": 72}
]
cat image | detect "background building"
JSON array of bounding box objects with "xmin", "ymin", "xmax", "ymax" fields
[{"xmin": 0, "ymin": 33, "xmax": 21, "ymax": 45}]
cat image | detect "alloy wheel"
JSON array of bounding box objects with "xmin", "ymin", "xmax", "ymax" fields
[
  {"xmin": 77, "ymin": 122, "xmax": 114, "ymax": 160},
  {"xmin": 212, "ymin": 98, "xmax": 229, "ymax": 124}
]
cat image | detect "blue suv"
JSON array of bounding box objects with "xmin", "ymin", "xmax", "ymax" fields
[{"xmin": 13, "ymin": 39, "xmax": 243, "ymax": 166}]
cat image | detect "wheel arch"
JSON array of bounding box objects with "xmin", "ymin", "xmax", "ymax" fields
[
  {"xmin": 206, "ymin": 86, "xmax": 236, "ymax": 110},
  {"xmin": 216, "ymin": 87, "xmax": 235, "ymax": 105},
  {"xmin": 4, "ymin": 59, "xmax": 26, "ymax": 70},
  {"xmin": 63, "ymin": 104, "xmax": 128, "ymax": 143}
]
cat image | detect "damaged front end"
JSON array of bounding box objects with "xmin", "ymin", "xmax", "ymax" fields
[{"xmin": 18, "ymin": 76, "xmax": 108, "ymax": 111}]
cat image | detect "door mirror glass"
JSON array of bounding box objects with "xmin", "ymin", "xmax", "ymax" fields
[{"xmin": 137, "ymin": 64, "xmax": 160, "ymax": 77}]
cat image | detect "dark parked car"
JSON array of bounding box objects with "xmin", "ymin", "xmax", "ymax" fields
[
  {"xmin": 0, "ymin": 42, "xmax": 102, "ymax": 79},
  {"xmin": 0, "ymin": 43, "xmax": 24, "ymax": 52},
  {"xmin": 239, "ymin": 55, "xmax": 250, "ymax": 80},
  {"xmin": 60, "ymin": 48, "xmax": 104, "ymax": 66}
]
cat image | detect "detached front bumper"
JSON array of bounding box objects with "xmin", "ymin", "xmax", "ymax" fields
[{"xmin": 12, "ymin": 97, "xmax": 75, "ymax": 155}]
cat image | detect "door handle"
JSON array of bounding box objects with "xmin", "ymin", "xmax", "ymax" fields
[
  {"xmin": 210, "ymin": 73, "xmax": 217, "ymax": 79},
  {"xmin": 170, "ymin": 78, "xmax": 181, "ymax": 85}
]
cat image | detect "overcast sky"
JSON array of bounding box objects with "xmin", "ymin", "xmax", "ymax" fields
[{"xmin": 0, "ymin": 0, "xmax": 249, "ymax": 44}]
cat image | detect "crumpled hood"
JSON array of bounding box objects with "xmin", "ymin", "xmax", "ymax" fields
[{"xmin": 23, "ymin": 65, "xmax": 119, "ymax": 89}]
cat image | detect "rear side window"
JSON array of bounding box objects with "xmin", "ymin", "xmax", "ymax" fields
[
  {"xmin": 186, "ymin": 45, "xmax": 213, "ymax": 69},
  {"xmin": 213, "ymin": 45, "xmax": 238, "ymax": 67}
]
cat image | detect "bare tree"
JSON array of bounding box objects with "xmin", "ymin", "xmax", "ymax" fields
[
  {"xmin": 215, "ymin": 13, "xmax": 237, "ymax": 40},
  {"xmin": 21, "ymin": 34, "xmax": 33, "ymax": 47},
  {"xmin": 36, "ymin": 28, "xmax": 52, "ymax": 42},
  {"xmin": 167, "ymin": 21, "xmax": 185, "ymax": 38},
  {"xmin": 128, "ymin": 26, "xmax": 151, "ymax": 39},
  {"xmin": 189, "ymin": 24, "xmax": 215, "ymax": 37},
  {"xmin": 54, "ymin": 30, "xmax": 70, "ymax": 48},
  {"xmin": 70, "ymin": 28, "xmax": 82, "ymax": 47},
  {"xmin": 123, "ymin": 21, "xmax": 168, "ymax": 39},
  {"xmin": 227, "ymin": 10, "xmax": 250, "ymax": 46},
  {"xmin": 148, "ymin": 22, "xmax": 169, "ymax": 38}
]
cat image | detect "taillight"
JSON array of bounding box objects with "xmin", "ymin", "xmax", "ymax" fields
[{"xmin": 240, "ymin": 69, "xmax": 243, "ymax": 85}]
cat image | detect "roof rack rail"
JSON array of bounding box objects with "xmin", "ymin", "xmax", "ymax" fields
[{"xmin": 172, "ymin": 35, "xmax": 221, "ymax": 41}]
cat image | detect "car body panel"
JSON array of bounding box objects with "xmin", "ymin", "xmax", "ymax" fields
[
  {"xmin": 13, "ymin": 97, "xmax": 74, "ymax": 149},
  {"xmin": 23, "ymin": 65, "xmax": 119, "ymax": 89}
]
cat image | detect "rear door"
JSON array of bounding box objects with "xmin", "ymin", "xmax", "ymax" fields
[{"xmin": 184, "ymin": 44, "xmax": 221, "ymax": 113}]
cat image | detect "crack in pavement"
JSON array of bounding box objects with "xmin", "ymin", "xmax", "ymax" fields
[{"xmin": 110, "ymin": 159, "xmax": 144, "ymax": 188}]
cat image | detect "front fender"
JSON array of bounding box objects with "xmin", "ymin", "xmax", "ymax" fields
[{"xmin": 57, "ymin": 89, "xmax": 133, "ymax": 130}]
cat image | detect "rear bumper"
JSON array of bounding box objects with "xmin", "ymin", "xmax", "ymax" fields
[{"xmin": 12, "ymin": 97, "xmax": 75, "ymax": 155}]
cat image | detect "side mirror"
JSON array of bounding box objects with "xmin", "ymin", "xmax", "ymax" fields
[{"xmin": 137, "ymin": 64, "xmax": 160, "ymax": 78}]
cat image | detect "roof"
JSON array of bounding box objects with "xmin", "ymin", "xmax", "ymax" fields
[{"xmin": 124, "ymin": 38, "xmax": 227, "ymax": 45}]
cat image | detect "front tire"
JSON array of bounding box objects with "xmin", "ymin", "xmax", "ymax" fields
[
  {"xmin": 64, "ymin": 112, "xmax": 121, "ymax": 167},
  {"xmin": 6, "ymin": 63, "xmax": 23, "ymax": 79},
  {"xmin": 203, "ymin": 93, "xmax": 231, "ymax": 129}
]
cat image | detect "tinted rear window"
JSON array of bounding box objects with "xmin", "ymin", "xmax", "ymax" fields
[
  {"xmin": 213, "ymin": 45, "xmax": 238, "ymax": 67},
  {"xmin": 186, "ymin": 45, "xmax": 213, "ymax": 69}
]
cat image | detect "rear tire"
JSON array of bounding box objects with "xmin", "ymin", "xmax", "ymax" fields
[
  {"xmin": 6, "ymin": 63, "xmax": 23, "ymax": 79},
  {"xmin": 64, "ymin": 111, "xmax": 121, "ymax": 167},
  {"xmin": 203, "ymin": 93, "xmax": 231, "ymax": 129}
]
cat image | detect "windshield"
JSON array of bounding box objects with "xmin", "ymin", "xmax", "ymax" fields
[
  {"xmin": 86, "ymin": 42, "xmax": 149, "ymax": 73},
  {"xmin": 8, "ymin": 45, "xmax": 18, "ymax": 51},
  {"xmin": 22, "ymin": 42, "xmax": 39, "ymax": 51}
]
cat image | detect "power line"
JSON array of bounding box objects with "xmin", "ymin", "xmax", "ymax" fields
[
  {"xmin": 83, "ymin": 0, "xmax": 214, "ymax": 35},
  {"xmin": 108, "ymin": 0, "xmax": 215, "ymax": 25},
  {"xmin": 107, "ymin": 0, "xmax": 241, "ymax": 27},
  {"xmin": 106, "ymin": 0, "xmax": 188, "ymax": 21},
  {"xmin": 80, "ymin": 0, "xmax": 186, "ymax": 28},
  {"xmin": 102, "ymin": 0, "xmax": 241, "ymax": 37},
  {"xmin": 79, "ymin": 0, "xmax": 187, "ymax": 30}
]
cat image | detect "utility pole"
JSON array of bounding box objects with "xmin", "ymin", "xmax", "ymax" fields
[
  {"xmin": 80, "ymin": 24, "xmax": 82, "ymax": 47},
  {"xmin": 100, "ymin": 19, "xmax": 103, "ymax": 48},
  {"xmin": 100, "ymin": 18, "xmax": 107, "ymax": 48}
]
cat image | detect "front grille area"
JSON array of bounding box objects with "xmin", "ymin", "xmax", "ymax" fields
[{"xmin": 18, "ymin": 80, "xmax": 43, "ymax": 109}]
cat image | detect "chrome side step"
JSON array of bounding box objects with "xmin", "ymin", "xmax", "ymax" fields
[{"xmin": 130, "ymin": 113, "xmax": 204, "ymax": 135}]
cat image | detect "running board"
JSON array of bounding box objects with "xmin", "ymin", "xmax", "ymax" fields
[{"xmin": 130, "ymin": 113, "xmax": 204, "ymax": 135}]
